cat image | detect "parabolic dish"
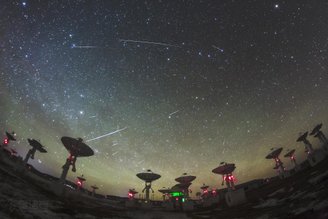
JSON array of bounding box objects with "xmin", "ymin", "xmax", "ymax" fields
[
  {"xmin": 129, "ymin": 189, "xmax": 138, "ymax": 194},
  {"xmin": 284, "ymin": 149, "xmax": 296, "ymax": 158},
  {"xmin": 201, "ymin": 184, "xmax": 209, "ymax": 190},
  {"xmin": 6, "ymin": 131, "xmax": 16, "ymax": 141},
  {"xmin": 265, "ymin": 147, "xmax": 283, "ymax": 159},
  {"xmin": 175, "ymin": 173, "xmax": 196, "ymax": 184},
  {"xmin": 297, "ymin": 132, "xmax": 308, "ymax": 142},
  {"xmin": 212, "ymin": 163, "xmax": 236, "ymax": 175},
  {"xmin": 171, "ymin": 183, "xmax": 192, "ymax": 192},
  {"xmin": 136, "ymin": 169, "xmax": 161, "ymax": 182},
  {"xmin": 28, "ymin": 138, "xmax": 47, "ymax": 153},
  {"xmin": 310, "ymin": 123, "xmax": 322, "ymax": 135},
  {"xmin": 77, "ymin": 176, "xmax": 86, "ymax": 181},
  {"xmin": 61, "ymin": 136, "xmax": 94, "ymax": 157},
  {"xmin": 158, "ymin": 188, "xmax": 171, "ymax": 194}
]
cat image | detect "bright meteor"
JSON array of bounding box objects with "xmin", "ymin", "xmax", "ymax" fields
[
  {"xmin": 119, "ymin": 39, "xmax": 180, "ymax": 48},
  {"xmin": 168, "ymin": 110, "xmax": 180, "ymax": 118},
  {"xmin": 86, "ymin": 127, "xmax": 128, "ymax": 142},
  {"xmin": 212, "ymin": 45, "xmax": 224, "ymax": 53},
  {"xmin": 71, "ymin": 44, "xmax": 98, "ymax": 49}
]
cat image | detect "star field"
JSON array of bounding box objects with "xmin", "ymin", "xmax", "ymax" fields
[{"xmin": 1, "ymin": 0, "xmax": 328, "ymax": 198}]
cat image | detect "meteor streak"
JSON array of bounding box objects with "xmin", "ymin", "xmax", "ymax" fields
[
  {"xmin": 168, "ymin": 110, "xmax": 180, "ymax": 118},
  {"xmin": 71, "ymin": 44, "xmax": 98, "ymax": 49},
  {"xmin": 212, "ymin": 45, "xmax": 224, "ymax": 52},
  {"xmin": 86, "ymin": 127, "xmax": 127, "ymax": 142},
  {"xmin": 112, "ymin": 151, "xmax": 119, "ymax": 156},
  {"xmin": 119, "ymin": 39, "xmax": 180, "ymax": 48}
]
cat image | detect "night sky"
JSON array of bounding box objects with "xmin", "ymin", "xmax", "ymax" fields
[{"xmin": 1, "ymin": 0, "xmax": 328, "ymax": 199}]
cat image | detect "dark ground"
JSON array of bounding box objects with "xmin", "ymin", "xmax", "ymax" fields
[{"xmin": 1, "ymin": 152, "xmax": 328, "ymax": 219}]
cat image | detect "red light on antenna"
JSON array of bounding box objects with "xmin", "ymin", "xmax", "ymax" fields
[
  {"xmin": 212, "ymin": 189, "xmax": 217, "ymax": 196},
  {"xmin": 68, "ymin": 154, "xmax": 72, "ymax": 160},
  {"xmin": 76, "ymin": 180, "xmax": 82, "ymax": 188},
  {"xmin": 3, "ymin": 138, "xmax": 8, "ymax": 145}
]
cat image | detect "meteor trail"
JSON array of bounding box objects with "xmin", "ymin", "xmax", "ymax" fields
[
  {"xmin": 86, "ymin": 127, "xmax": 127, "ymax": 142},
  {"xmin": 112, "ymin": 151, "xmax": 119, "ymax": 156},
  {"xmin": 71, "ymin": 44, "xmax": 98, "ymax": 49},
  {"xmin": 168, "ymin": 110, "xmax": 180, "ymax": 118},
  {"xmin": 119, "ymin": 39, "xmax": 180, "ymax": 48},
  {"xmin": 212, "ymin": 45, "xmax": 224, "ymax": 52}
]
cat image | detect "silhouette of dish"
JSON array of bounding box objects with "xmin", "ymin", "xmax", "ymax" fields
[
  {"xmin": 175, "ymin": 173, "xmax": 196, "ymax": 184},
  {"xmin": 201, "ymin": 184, "xmax": 209, "ymax": 190},
  {"xmin": 6, "ymin": 132, "xmax": 16, "ymax": 141},
  {"xmin": 297, "ymin": 132, "xmax": 308, "ymax": 142},
  {"xmin": 91, "ymin": 185, "xmax": 99, "ymax": 190},
  {"xmin": 284, "ymin": 149, "xmax": 296, "ymax": 158},
  {"xmin": 310, "ymin": 123, "xmax": 322, "ymax": 136},
  {"xmin": 27, "ymin": 139, "xmax": 47, "ymax": 153},
  {"xmin": 61, "ymin": 137, "xmax": 94, "ymax": 157},
  {"xmin": 129, "ymin": 189, "xmax": 138, "ymax": 194},
  {"xmin": 212, "ymin": 163, "xmax": 236, "ymax": 175},
  {"xmin": 77, "ymin": 176, "xmax": 86, "ymax": 182},
  {"xmin": 158, "ymin": 188, "xmax": 171, "ymax": 194},
  {"xmin": 136, "ymin": 169, "xmax": 161, "ymax": 182},
  {"xmin": 266, "ymin": 147, "xmax": 283, "ymax": 159}
]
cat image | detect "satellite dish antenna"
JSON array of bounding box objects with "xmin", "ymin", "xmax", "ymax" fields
[
  {"xmin": 175, "ymin": 173, "xmax": 196, "ymax": 184},
  {"xmin": 158, "ymin": 187, "xmax": 171, "ymax": 194},
  {"xmin": 6, "ymin": 131, "xmax": 16, "ymax": 141},
  {"xmin": 2, "ymin": 131, "xmax": 16, "ymax": 147},
  {"xmin": 128, "ymin": 188, "xmax": 138, "ymax": 199},
  {"xmin": 284, "ymin": 149, "xmax": 297, "ymax": 167},
  {"xmin": 212, "ymin": 162, "xmax": 236, "ymax": 190},
  {"xmin": 200, "ymin": 183, "xmax": 209, "ymax": 195},
  {"xmin": 24, "ymin": 139, "xmax": 47, "ymax": 165},
  {"xmin": 266, "ymin": 147, "xmax": 285, "ymax": 174},
  {"xmin": 59, "ymin": 137, "xmax": 94, "ymax": 183},
  {"xmin": 171, "ymin": 182, "xmax": 192, "ymax": 192},
  {"xmin": 174, "ymin": 173, "xmax": 196, "ymax": 198},
  {"xmin": 297, "ymin": 132, "xmax": 314, "ymax": 154},
  {"xmin": 91, "ymin": 185, "xmax": 99, "ymax": 196},
  {"xmin": 310, "ymin": 123, "xmax": 328, "ymax": 145},
  {"xmin": 76, "ymin": 174, "xmax": 86, "ymax": 189},
  {"xmin": 200, "ymin": 183, "xmax": 209, "ymax": 191},
  {"xmin": 136, "ymin": 169, "xmax": 161, "ymax": 202},
  {"xmin": 158, "ymin": 187, "xmax": 171, "ymax": 201}
]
